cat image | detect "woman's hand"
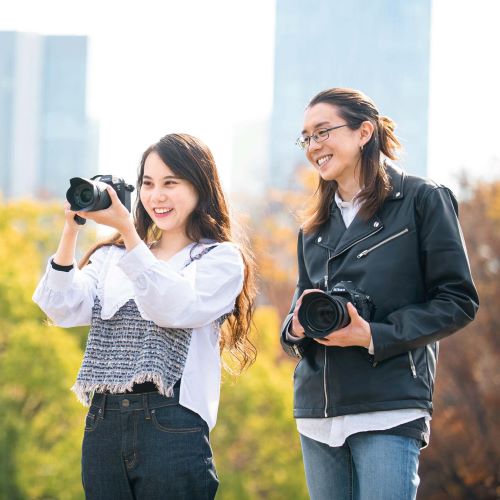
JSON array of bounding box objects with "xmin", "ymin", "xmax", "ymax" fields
[
  {"xmin": 75, "ymin": 186, "xmax": 133, "ymax": 234},
  {"xmin": 63, "ymin": 202, "xmax": 84, "ymax": 233},
  {"xmin": 314, "ymin": 302, "xmax": 372, "ymax": 348},
  {"xmin": 53, "ymin": 202, "xmax": 84, "ymax": 266},
  {"xmin": 290, "ymin": 289, "xmax": 323, "ymax": 339}
]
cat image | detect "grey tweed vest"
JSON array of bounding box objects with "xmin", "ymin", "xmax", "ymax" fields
[{"xmin": 72, "ymin": 243, "xmax": 218, "ymax": 405}]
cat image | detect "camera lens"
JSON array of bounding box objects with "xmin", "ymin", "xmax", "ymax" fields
[
  {"xmin": 73, "ymin": 184, "xmax": 95, "ymax": 208},
  {"xmin": 307, "ymin": 297, "xmax": 339, "ymax": 331},
  {"xmin": 298, "ymin": 292, "xmax": 351, "ymax": 338},
  {"xmin": 66, "ymin": 177, "xmax": 112, "ymax": 212}
]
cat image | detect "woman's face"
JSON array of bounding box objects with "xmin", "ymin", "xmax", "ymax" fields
[
  {"xmin": 140, "ymin": 151, "xmax": 199, "ymax": 239},
  {"xmin": 302, "ymin": 103, "xmax": 363, "ymax": 184}
]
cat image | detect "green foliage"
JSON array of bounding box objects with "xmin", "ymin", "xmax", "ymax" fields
[
  {"xmin": 213, "ymin": 306, "xmax": 308, "ymax": 499},
  {"xmin": 0, "ymin": 199, "xmax": 308, "ymax": 499},
  {"xmin": 0, "ymin": 200, "xmax": 88, "ymax": 499},
  {"xmin": 2, "ymin": 176, "xmax": 498, "ymax": 498},
  {"xmin": 0, "ymin": 321, "xmax": 86, "ymax": 500}
]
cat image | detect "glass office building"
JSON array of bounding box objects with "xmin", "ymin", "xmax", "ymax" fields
[
  {"xmin": 0, "ymin": 31, "xmax": 96, "ymax": 199},
  {"xmin": 270, "ymin": 0, "xmax": 432, "ymax": 187}
]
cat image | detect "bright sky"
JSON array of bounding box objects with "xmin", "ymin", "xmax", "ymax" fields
[
  {"xmin": 0, "ymin": 0, "xmax": 276, "ymax": 190},
  {"xmin": 1, "ymin": 0, "xmax": 499, "ymax": 195},
  {"xmin": 428, "ymin": 0, "xmax": 500, "ymax": 191}
]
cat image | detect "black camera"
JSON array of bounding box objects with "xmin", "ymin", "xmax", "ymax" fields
[
  {"xmin": 298, "ymin": 281, "xmax": 374, "ymax": 339},
  {"xmin": 66, "ymin": 175, "xmax": 135, "ymax": 225}
]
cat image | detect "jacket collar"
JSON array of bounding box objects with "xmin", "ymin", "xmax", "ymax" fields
[
  {"xmin": 310, "ymin": 162, "xmax": 405, "ymax": 255},
  {"xmin": 385, "ymin": 162, "xmax": 405, "ymax": 201}
]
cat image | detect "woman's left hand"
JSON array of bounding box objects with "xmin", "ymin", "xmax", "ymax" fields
[
  {"xmin": 314, "ymin": 302, "xmax": 372, "ymax": 348},
  {"xmin": 75, "ymin": 186, "xmax": 134, "ymax": 233}
]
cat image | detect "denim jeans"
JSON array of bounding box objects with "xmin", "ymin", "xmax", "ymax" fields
[
  {"xmin": 300, "ymin": 432, "xmax": 421, "ymax": 500},
  {"xmin": 81, "ymin": 388, "xmax": 218, "ymax": 499}
]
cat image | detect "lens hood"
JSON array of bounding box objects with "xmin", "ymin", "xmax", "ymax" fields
[{"xmin": 66, "ymin": 177, "xmax": 112, "ymax": 212}]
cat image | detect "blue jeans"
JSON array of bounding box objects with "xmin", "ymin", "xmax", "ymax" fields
[
  {"xmin": 300, "ymin": 432, "xmax": 421, "ymax": 500},
  {"xmin": 82, "ymin": 389, "xmax": 218, "ymax": 499}
]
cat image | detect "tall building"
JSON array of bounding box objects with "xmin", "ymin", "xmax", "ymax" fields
[
  {"xmin": 270, "ymin": 0, "xmax": 432, "ymax": 187},
  {"xmin": 0, "ymin": 31, "xmax": 97, "ymax": 200}
]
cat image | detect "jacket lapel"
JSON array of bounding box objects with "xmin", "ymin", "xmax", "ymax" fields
[
  {"xmin": 310, "ymin": 162, "xmax": 405, "ymax": 257},
  {"xmin": 306, "ymin": 204, "xmax": 346, "ymax": 251},
  {"xmin": 311, "ymin": 201, "xmax": 384, "ymax": 257},
  {"xmin": 330, "ymin": 212, "xmax": 384, "ymax": 259}
]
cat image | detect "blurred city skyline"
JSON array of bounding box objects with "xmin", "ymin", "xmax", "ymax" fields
[
  {"xmin": 268, "ymin": 0, "xmax": 431, "ymax": 190},
  {"xmin": 1, "ymin": 0, "xmax": 499, "ymax": 200},
  {"xmin": 0, "ymin": 32, "xmax": 98, "ymax": 199}
]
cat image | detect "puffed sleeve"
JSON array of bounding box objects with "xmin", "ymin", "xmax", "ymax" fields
[
  {"xmin": 116, "ymin": 241, "xmax": 244, "ymax": 329},
  {"xmin": 32, "ymin": 246, "xmax": 110, "ymax": 327}
]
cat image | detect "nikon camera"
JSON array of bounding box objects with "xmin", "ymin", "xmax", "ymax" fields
[
  {"xmin": 66, "ymin": 175, "xmax": 135, "ymax": 225},
  {"xmin": 297, "ymin": 281, "xmax": 375, "ymax": 339}
]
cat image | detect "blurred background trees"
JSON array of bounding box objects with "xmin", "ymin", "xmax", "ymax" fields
[
  {"xmin": 0, "ymin": 202, "xmax": 90, "ymax": 499},
  {"xmin": 1, "ymin": 176, "xmax": 498, "ymax": 498},
  {"xmin": 417, "ymin": 179, "xmax": 500, "ymax": 499},
  {"xmin": 213, "ymin": 307, "xmax": 308, "ymax": 499}
]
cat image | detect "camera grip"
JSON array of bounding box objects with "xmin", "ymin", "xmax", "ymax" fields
[{"xmin": 73, "ymin": 214, "xmax": 87, "ymax": 225}]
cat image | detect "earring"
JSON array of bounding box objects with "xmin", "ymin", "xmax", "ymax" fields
[{"xmin": 360, "ymin": 144, "xmax": 364, "ymax": 153}]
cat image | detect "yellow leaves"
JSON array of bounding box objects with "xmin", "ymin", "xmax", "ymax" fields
[
  {"xmin": 0, "ymin": 319, "xmax": 86, "ymax": 499},
  {"xmin": 482, "ymin": 181, "xmax": 500, "ymax": 223},
  {"xmin": 0, "ymin": 199, "xmax": 90, "ymax": 498},
  {"xmin": 214, "ymin": 306, "xmax": 307, "ymax": 499}
]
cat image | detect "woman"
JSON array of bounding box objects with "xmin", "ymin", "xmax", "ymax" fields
[
  {"xmin": 33, "ymin": 133, "xmax": 256, "ymax": 499},
  {"xmin": 280, "ymin": 88, "xmax": 478, "ymax": 500}
]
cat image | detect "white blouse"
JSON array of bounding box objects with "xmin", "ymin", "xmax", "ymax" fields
[{"xmin": 33, "ymin": 240, "xmax": 245, "ymax": 430}]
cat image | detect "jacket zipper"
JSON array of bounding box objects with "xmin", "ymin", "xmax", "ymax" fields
[
  {"xmin": 356, "ymin": 228, "xmax": 409, "ymax": 259},
  {"xmin": 328, "ymin": 225, "xmax": 383, "ymax": 262},
  {"xmin": 408, "ymin": 351, "xmax": 417, "ymax": 378},
  {"xmin": 322, "ymin": 250, "xmax": 331, "ymax": 417},
  {"xmin": 323, "ymin": 347, "xmax": 328, "ymax": 417}
]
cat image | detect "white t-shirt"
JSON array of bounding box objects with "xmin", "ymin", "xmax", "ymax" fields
[{"xmin": 33, "ymin": 240, "xmax": 244, "ymax": 430}]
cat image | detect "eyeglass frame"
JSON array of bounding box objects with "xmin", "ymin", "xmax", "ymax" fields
[{"xmin": 295, "ymin": 124, "xmax": 351, "ymax": 150}]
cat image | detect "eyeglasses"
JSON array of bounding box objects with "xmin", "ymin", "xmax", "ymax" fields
[{"xmin": 295, "ymin": 124, "xmax": 350, "ymax": 150}]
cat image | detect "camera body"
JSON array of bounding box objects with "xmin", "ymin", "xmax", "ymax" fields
[
  {"xmin": 297, "ymin": 281, "xmax": 374, "ymax": 339},
  {"xmin": 66, "ymin": 175, "xmax": 135, "ymax": 225}
]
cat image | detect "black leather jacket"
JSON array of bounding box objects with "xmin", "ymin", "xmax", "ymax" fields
[{"xmin": 281, "ymin": 165, "xmax": 479, "ymax": 418}]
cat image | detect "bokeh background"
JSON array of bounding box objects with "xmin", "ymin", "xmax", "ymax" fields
[{"xmin": 1, "ymin": 1, "xmax": 499, "ymax": 498}]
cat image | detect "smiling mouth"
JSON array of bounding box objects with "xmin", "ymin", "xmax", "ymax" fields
[
  {"xmin": 153, "ymin": 208, "xmax": 173, "ymax": 216},
  {"xmin": 317, "ymin": 155, "xmax": 332, "ymax": 167}
]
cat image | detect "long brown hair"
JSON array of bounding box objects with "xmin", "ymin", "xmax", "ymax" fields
[
  {"xmin": 302, "ymin": 88, "xmax": 401, "ymax": 234},
  {"xmin": 79, "ymin": 133, "xmax": 257, "ymax": 371}
]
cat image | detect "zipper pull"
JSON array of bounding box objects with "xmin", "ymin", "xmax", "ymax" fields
[
  {"xmin": 357, "ymin": 250, "xmax": 368, "ymax": 259},
  {"xmin": 408, "ymin": 352, "xmax": 417, "ymax": 379},
  {"xmin": 324, "ymin": 275, "xmax": 328, "ymax": 289}
]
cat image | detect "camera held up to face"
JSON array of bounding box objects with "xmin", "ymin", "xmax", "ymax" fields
[
  {"xmin": 298, "ymin": 281, "xmax": 374, "ymax": 339},
  {"xmin": 65, "ymin": 175, "xmax": 135, "ymax": 225}
]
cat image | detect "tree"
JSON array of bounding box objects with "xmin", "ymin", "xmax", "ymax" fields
[
  {"xmin": 240, "ymin": 174, "xmax": 500, "ymax": 498},
  {"xmin": 419, "ymin": 180, "xmax": 500, "ymax": 499},
  {"xmin": 0, "ymin": 320, "xmax": 86, "ymax": 499},
  {"xmin": 212, "ymin": 307, "xmax": 308, "ymax": 499},
  {"xmin": 0, "ymin": 199, "xmax": 94, "ymax": 499},
  {"xmin": 243, "ymin": 166, "xmax": 316, "ymax": 319}
]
